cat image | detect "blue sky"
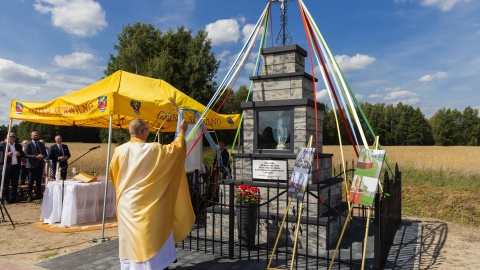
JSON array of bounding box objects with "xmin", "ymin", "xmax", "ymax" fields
[{"xmin": 1, "ymin": 0, "xmax": 479, "ymax": 126}]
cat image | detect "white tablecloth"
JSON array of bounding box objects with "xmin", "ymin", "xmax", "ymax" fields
[{"xmin": 40, "ymin": 180, "xmax": 116, "ymax": 227}]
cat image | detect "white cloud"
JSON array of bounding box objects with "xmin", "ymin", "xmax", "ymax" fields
[
  {"xmin": 242, "ymin": 24, "xmax": 256, "ymax": 44},
  {"xmin": 369, "ymin": 94, "xmax": 383, "ymax": 99},
  {"xmin": 335, "ymin": 54, "xmax": 376, "ymax": 72},
  {"xmin": 316, "ymin": 89, "xmax": 329, "ymax": 102},
  {"xmin": 383, "ymin": 87, "xmax": 420, "ymax": 104},
  {"xmin": 355, "ymin": 94, "xmax": 364, "ymax": 100},
  {"xmin": 420, "ymin": 0, "xmax": 472, "ymax": 12},
  {"xmin": 217, "ymin": 50, "xmax": 231, "ymax": 64},
  {"xmin": 0, "ymin": 58, "xmax": 48, "ymax": 84},
  {"xmin": 243, "ymin": 62, "xmax": 256, "ymax": 74},
  {"xmin": 46, "ymin": 74, "xmax": 96, "ymax": 93},
  {"xmin": 418, "ymin": 71, "xmax": 448, "ymax": 83},
  {"xmin": 206, "ymin": 19, "xmax": 241, "ymax": 46},
  {"xmin": 54, "ymin": 52, "xmax": 95, "ymax": 69},
  {"xmin": 33, "ymin": 0, "xmax": 107, "ymax": 37}
]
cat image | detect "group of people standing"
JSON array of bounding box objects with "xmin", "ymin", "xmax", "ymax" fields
[{"xmin": 1, "ymin": 131, "xmax": 70, "ymax": 204}]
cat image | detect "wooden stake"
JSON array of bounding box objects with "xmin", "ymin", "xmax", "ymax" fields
[
  {"xmin": 267, "ymin": 197, "xmax": 292, "ymax": 270},
  {"xmin": 373, "ymin": 136, "xmax": 380, "ymax": 150},
  {"xmin": 361, "ymin": 207, "xmax": 372, "ymax": 270},
  {"xmin": 290, "ymin": 201, "xmax": 304, "ymax": 270},
  {"xmin": 288, "ymin": 136, "xmax": 313, "ymax": 269},
  {"xmin": 267, "ymin": 136, "xmax": 314, "ymax": 270},
  {"xmin": 328, "ymin": 207, "xmax": 353, "ymax": 270}
]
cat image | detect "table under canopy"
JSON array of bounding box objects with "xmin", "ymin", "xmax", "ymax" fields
[{"xmin": 40, "ymin": 180, "xmax": 116, "ymax": 227}]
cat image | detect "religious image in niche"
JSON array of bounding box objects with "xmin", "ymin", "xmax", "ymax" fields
[{"xmin": 273, "ymin": 111, "xmax": 288, "ymax": 149}]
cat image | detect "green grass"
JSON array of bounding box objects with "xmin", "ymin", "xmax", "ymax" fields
[
  {"xmin": 401, "ymin": 166, "xmax": 480, "ymax": 191},
  {"xmin": 39, "ymin": 252, "xmax": 59, "ymax": 260},
  {"xmin": 203, "ymin": 148, "xmax": 217, "ymax": 167},
  {"xmin": 33, "ymin": 199, "xmax": 43, "ymax": 205},
  {"xmin": 400, "ymin": 167, "xmax": 480, "ymax": 227},
  {"xmin": 354, "ymin": 159, "xmax": 382, "ymax": 178}
]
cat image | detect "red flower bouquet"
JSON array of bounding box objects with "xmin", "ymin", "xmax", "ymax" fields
[{"xmin": 234, "ymin": 184, "xmax": 262, "ymax": 205}]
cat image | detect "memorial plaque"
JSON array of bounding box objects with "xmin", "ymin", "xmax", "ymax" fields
[{"xmin": 252, "ymin": 159, "xmax": 288, "ymax": 181}]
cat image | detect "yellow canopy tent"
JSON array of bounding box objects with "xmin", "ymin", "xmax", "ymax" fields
[
  {"xmin": 3, "ymin": 70, "xmax": 240, "ymax": 238},
  {"xmin": 8, "ymin": 70, "xmax": 240, "ymax": 132}
]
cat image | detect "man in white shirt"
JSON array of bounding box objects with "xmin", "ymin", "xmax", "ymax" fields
[{"xmin": 1, "ymin": 133, "xmax": 25, "ymax": 204}]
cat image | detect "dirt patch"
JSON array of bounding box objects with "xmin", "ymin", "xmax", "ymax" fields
[
  {"xmin": 0, "ymin": 201, "xmax": 118, "ymax": 265},
  {"xmin": 404, "ymin": 216, "xmax": 480, "ymax": 270}
]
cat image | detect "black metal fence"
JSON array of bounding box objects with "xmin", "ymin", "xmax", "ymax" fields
[{"xmin": 181, "ymin": 162, "xmax": 402, "ymax": 269}]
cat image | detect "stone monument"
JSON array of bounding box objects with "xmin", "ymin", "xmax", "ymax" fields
[{"xmin": 231, "ymin": 44, "xmax": 346, "ymax": 250}]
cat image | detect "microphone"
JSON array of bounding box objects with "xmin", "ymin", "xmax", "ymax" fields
[{"xmin": 89, "ymin": 146, "xmax": 100, "ymax": 151}]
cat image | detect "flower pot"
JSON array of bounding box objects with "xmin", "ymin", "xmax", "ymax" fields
[{"xmin": 235, "ymin": 203, "xmax": 258, "ymax": 248}]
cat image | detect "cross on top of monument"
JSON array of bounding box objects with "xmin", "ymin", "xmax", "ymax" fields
[{"xmin": 270, "ymin": 0, "xmax": 294, "ymax": 46}]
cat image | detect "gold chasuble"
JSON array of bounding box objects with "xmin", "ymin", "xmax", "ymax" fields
[{"xmin": 109, "ymin": 135, "xmax": 195, "ymax": 262}]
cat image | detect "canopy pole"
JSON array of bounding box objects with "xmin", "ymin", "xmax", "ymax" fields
[
  {"xmin": 0, "ymin": 119, "xmax": 12, "ymax": 200},
  {"xmin": 94, "ymin": 114, "xmax": 113, "ymax": 243},
  {"xmin": 0, "ymin": 119, "xmax": 15, "ymax": 228}
]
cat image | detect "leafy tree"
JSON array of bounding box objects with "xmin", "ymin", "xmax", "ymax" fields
[
  {"xmin": 214, "ymin": 85, "xmax": 251, "ymax": 147},
  {"xmin": 430, "ymin": 108, "xmax": 462, "ymax": 146},
  {"xmin": 322, "ymin": 105, "xmax": 339, "ymax": 145},
  {"xmin": 406, "ymin": 107, "xmax": 434, "ymax": 145},
  {"xmin": 322, "ymin": 104, "xmax": 354, "ymax": 145},
  {"xmin": 104, "ymin": 22, "xmax": 220, "ymax": 143},
  {"xmin": 324, "ymin": 102, "xmax": 433, "ymax": 146},
  {"xmin": 0, "ymin": 125, "xmax": 15, "ymax": 142},
  {"xmin": 359, "ymin": 102, "xmax": 387, "ymax": 145},
  {"xmin": 459, "ymin": 106, "xmax": 480, "ymax": 146},
  {"xmin": 16, "ymin": 122, "xmax": 56, "ymax": 143},
  {"xmin": 105, "ymin": 22, "xmax": 219, "ymax": 107},
  {"xmin": 384, "ymin": 104, "xmax": 396, "ymax": 145},
  {"xmin": 99, "ymin": 128, "xmax": 129, "ymax": 144},
  {"xmin": 219, "ymin": 85, "xmax": 250, "ymax": 114}
]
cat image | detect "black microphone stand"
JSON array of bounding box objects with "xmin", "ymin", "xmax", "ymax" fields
[
  {"xmin": 66, "ymin": 146, "xmax": 101, "ymax": 169},
  {"xmin": 58, "ymin": 146, "xmax": 100, "ymax": 208}
]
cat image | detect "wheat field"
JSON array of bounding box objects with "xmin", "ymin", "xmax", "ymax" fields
[
  {"xmin": 323, "ymin": 145, "xmax": 480, "ymax": 176},
  {"xmin": 66, "ymin": 143, "xmax": 480, "ymax": 177},
  {"xmin": 61, "ymin": 142, "xmax": 117, "ymax": 177}
]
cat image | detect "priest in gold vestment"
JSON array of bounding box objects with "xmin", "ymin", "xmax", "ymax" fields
[{"xmin": 109, "ymin": 118, "xmax": 195, "ymax": 270}]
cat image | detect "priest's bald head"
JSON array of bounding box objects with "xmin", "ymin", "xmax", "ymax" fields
[{"xmin": 129, "ymin": 119, "xmax": 149, "ymax": 140}]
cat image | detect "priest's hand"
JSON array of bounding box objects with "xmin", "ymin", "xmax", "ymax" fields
[{"xmin": 179, "ymin": 120, "xmax": 188, "ymax": 136}]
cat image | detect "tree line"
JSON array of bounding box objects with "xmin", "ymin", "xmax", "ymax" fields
[{"xmin": 323, "ymin": 102, "xmax": 480, "ymax": 146}]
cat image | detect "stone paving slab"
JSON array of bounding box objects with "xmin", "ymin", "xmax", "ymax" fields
[{"xmin": 34, "ymin": 220, "xmax": 419, "ymax": 270}]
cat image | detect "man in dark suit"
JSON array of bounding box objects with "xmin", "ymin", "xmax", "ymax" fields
[
  {"xmin": 0, "ymin": 132, "xmax": 25, "ymax": 204},
  {"xmin": 49, "ymin": 135, "xmax": 71, "ymax": 180},
  {"xmin": 24, "ymin": 131, "xmax": 48, "ymax": 202},
  {"xmin": 217, "ymin": 140, "xmax": 232, "ymax": 179}
]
